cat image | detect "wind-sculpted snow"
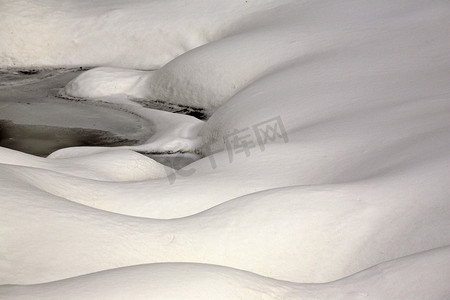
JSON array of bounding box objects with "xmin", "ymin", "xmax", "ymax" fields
[
  {"xmin": 61, "ymin": 1, "xmax": 450, "ymax": 112},
  {"xmin": 1, "ymin": 154, "xmax": 449, "ymax": 284},
  {"xmin": 1, "ymin": 248, "xmax": 449, "ymax": 299},
  {"xmin": 1, "ymin": 0, "xmax": 449, "ymax": 298},
  {"xmin": 0, "ymin": 0, "xmax": 286, "ymax": 69}
]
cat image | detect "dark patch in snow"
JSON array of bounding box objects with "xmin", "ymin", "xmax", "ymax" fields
[
  {"xmin": 0, "ymin": 120, "xmax": 139, "ymax": 157},
  {"xmin": 18, "ymin": 69, "xmax": 40, "ymax": 75},
  {"xmin": 140, "ymin": 152, "xmax": 202, "ymax": 169},
  {"xmin": 0, "ymin": 68, "xmax": 91, "ymax": 88},
  {"xmin": 132, "ymin": 99, "xmax": 209, "ymax": 120}
]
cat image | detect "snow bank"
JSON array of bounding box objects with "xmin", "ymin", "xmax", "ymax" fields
[
  {"xmin": 1, "ymin": 247, "xmax": 449, "ymax": 299},
  {"xmin": 0, "ymin": 147, "xmax": 170, "ymax": 181},
  {"xmin": 1, "ymin": 152, "xmax": 448, "ymax": 283},
  {"xmin": 0, "ymin": 0, "xmax": 286, "ymax": 69},
  {"xmin": 61, "ymin": 1, "xmax": 450, "ymax": 111},
  {"xmin": 0, "ymin": 0, "xmax": 449, "ymax": 298}
]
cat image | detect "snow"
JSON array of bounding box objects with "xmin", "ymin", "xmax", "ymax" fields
[
  {"xmin": 1, "ymin": 0, "xmax": 449, "ymax": 298},
  {"xmin": 1, "ymin": 247, "xmax": 449, "ymax": 299},
  {"xmin": 0, "ymin": 0, "xmax": 286, "ymax": 69},
  {"xmin": 1, "ymin": 152, "xmax": 448, "ymax": 284}
]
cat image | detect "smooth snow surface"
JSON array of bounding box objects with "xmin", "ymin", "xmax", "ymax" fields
[
  {"xmin": 1, "ymin": 0, "xmax": 449, "ymax": 299},
  {"xmin": 0, "ymin": 0, "xmax": 285, "ymax": 69},
  {"xmin": 1, "ymin": 247, "xmax": 449, "ymax": 300}
]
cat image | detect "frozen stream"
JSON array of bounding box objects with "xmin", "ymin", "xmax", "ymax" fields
[
  {"xmin": 0, "ymin": 69, "xmax": 199, "ymax": 168},
  {"xmin": 1, "ymin": 0, "xmax": 449, "ymax": 298}
]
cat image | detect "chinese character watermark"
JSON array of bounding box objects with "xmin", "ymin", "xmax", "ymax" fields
[
  {"xmin": 165, "ymin": 152, "xmax": 196, "ymax": 184},
  {"xmin": 253, "ymin": 116, "xmax": 289, "ymax": 151},
  {"xmin": 165, "ymin": 116, "xmax": 288, "ymax": 184},
  {"xmin": 223, "ymin": 128, "xmax": 256, "ymax": 163}
]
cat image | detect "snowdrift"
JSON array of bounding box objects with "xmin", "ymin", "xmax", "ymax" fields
[
  {"xmin": 1, "ymin": 0, "xmax": 449, "ymax": 298},
  {"xmin": 2, "ymin": 247, "xmax": 449, "ymax": 299}
]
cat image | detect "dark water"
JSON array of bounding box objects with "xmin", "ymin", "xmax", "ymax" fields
[
  {"xmin": 0, "ymin": 120, "xmax": 139, "ymax": 157},
  {"xmin": 0, "ymin": 68, "xmax": 87, "ymax": 88},
  {"xmin": 142, "ymin": 152, "xmax": 202, "ymax": 170},
  {"xmin": 0, "ymin": 68, "xmax": 202, "ymax": 168},
  {"xmin": 0, "ymin": 68, "xmax": 154, "ymax": 157},
  {"xmin": 0, "ymin": 120, "xmax": 201, "ymax": 169},
  {"xmin": 132, "ymin": 99, "xmax": 208, "ymax": 120}
]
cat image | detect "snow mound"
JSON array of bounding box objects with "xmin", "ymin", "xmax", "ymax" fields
[
  {"xmin": 61, "ymin": 1, "xmax": 450, "ymax": 112},
  {"xmin": 0, "ymin": 0, "xmax": 286, "ymax": 69},
  {"xmin": 1, "ymin": 153, "xmax": 448, "ymax": 284},
  {"xmin": 0, "ymin": 147, "xmax": 170, "ymax": 181},
  {"xmin": 1, "ymin": 247, "xmax": 449, "ymax": 299},
  {"xmin": 62, "ymin": 67, "xmax": 152, "ymax": 99},
  {"xmin": 0, "ymin": 0, "xmax": 449, "ymax": 298}
]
